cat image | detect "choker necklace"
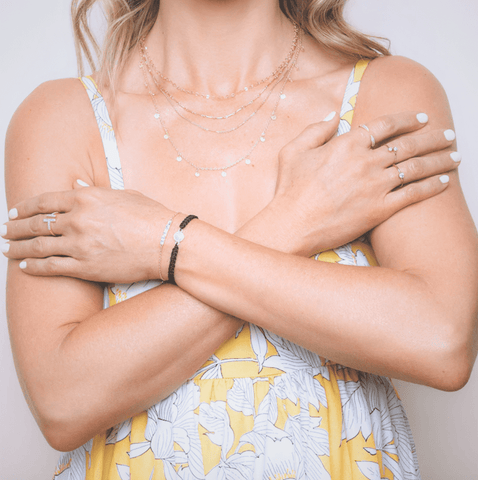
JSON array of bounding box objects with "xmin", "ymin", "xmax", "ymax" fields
[
  {"xmin": 138, "ymin": 22, "xmax": 300, "ymax": 101},
  {"xmin": 141, "ymin": 31, "xmax": 302, "ymax": 178}
]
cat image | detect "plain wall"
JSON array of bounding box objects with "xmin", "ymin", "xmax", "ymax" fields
[{"xmin": 1, "ymin": 0, "xmax": 477, "ymax": 478}]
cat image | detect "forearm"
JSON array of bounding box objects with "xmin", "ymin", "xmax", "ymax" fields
[
  {"xmin": 17, "ymin": 277, "xmax": 241, "ymax": 451},
  {"xmin": 173, "ymin": 219, "xmax": 472, "ymax": 390}
]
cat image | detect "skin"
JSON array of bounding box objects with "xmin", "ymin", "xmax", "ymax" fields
[{"xmin": 4, "ymin": 0, "xmax": 478, "ymax": 452}]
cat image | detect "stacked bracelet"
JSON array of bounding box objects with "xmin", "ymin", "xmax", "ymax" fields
[
  {"xmin": 168, "ymin": 214, "xmax": 198, "ymax": 286},
  {"xmin": 158, "ymin": 212, "xmax": 179, "ymax": 281}
]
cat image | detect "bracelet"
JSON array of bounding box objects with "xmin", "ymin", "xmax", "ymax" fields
[
  {"xmin": 158, "ymin": 212, "xmax": 179, "ymax": 281},
  {"xmin": 168, "ymin": 214, "xmax": 198, "ymax": 286}
]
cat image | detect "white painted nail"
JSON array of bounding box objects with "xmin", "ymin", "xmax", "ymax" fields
[
  {"xmin": 19, "ymin": 261, "xmax": 27, "ymax": 269},
  {"xmin": 416, "ymin": 113, "xmax": 428, "ymax": 124},
  {"xmin": 76, "ymin": 179, "xmax": 90, "ymax": 187},
  {"xmin": 440, "ymin": 175, "xmax": 450, "ymax": 184},
  {"xmin": 1, "ymin": 243, "xmax": 10, "ymax": 253},
  {"xmin": 0, "ymin": 225, "xmax": 6, "ymax": 237},
  {"xmin": 8, "ymin": 208, "xmax": 18, "ymax": 219},
  {"xmin": 450, "ymin": 152, "xmax": 462, "ymax": 163},
  {"xmin": 323, "ymin": 111, "xmax": 336, "ymax": 122},
  {"xmin": 444, "ymin": 129, "xmax": 456, "ymax": 141}
]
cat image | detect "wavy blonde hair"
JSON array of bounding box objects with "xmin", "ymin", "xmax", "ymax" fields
[{"xmin": 72, "ymin": 0, "xmax": 390, "ymax": 86}]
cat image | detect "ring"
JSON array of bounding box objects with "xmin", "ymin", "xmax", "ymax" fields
[
  {"xmin": 393, "ymin": 164, "xmax": 405, "ymax": 187},
  {"xmin": 43, "ymin": 212, "xmax": 59, "ymax": 237},
  {"xmin": 385, "ymin": 144, "xmax": 399, "ymax": 163},
  {"xmin": 359, "ymin": 124, "xmax": 376, "ymax": 148}
]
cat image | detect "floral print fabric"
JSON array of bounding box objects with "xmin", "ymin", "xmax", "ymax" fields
[{"xmin": 54, "ymin": 61, "xmax": 421, "ymax": 479}]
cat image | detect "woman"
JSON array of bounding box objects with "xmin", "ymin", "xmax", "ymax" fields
[{"xmin": 3, "ymin": 0, "xmax": 477, "ymax": 479}]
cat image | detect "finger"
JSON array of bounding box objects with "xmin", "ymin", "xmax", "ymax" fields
[
  {"xmin": 287, "ymin": 111, "xmax": 340, "ymax": 152},
  {"xmin": 386, "ymin": 174, "xmax": 450, "ymax": 212},
  {"xmin": 386, "ymin": 151, "xmax": 460, "ymax": 187},
  {"xmin": 8, "ymin": 190, "xmax": 76, "ymax": 220},
  {"xmin": 18, "ymin": 256, "xmax": 82, "ymax": 278},
  {"xmin": 381, "ymin": 129, "xmax": 456, "ymax": 167},
  {"xmin": 2, "ymin": 213, "xmax": 65, "ymax": 240},
  {"xmin": 355, "ymin": 111, "xmax": 430, "ymax": 148},
  {"xmin": 3, "ymin": 236, "xmax": 70, "ymax": 260}
]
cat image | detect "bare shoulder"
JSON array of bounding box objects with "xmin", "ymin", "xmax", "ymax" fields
[
  {"xmin": 355, "ymin": 55, "xmax": 452, "ymax": 127},
  {"xmin": 5, "ymin": 78, "xmax": 104, "ymax": 206}
]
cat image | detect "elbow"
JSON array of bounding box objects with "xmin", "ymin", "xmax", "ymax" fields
[{"xmin": 425, "ymin": 318, "xmax": 477, "ymax": 392}]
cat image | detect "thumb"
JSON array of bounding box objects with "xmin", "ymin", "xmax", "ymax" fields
[
  {"xmin": 73, "ymin": 179, "xmax": 91, "ymax": 189},
  {"xmin": 289, "ymin": 111, "xmax": 339, "ymax": 152}
]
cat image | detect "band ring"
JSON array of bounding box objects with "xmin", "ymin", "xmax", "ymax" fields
[
  {"xmin": 393, "ymin": 164, "xmax": 405, "ymax": 187},
  {"xmin": 359, "ymin": 124, "xmax": 376, "ymax": 148},
  {"xmin": 43, "ymin": 212, "xmax": 59, "ymax": 237}
]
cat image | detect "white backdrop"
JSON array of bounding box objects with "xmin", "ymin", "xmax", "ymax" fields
[{"xmin": 1, "ymin": 0, "xmax": 477, "ymax": 478}]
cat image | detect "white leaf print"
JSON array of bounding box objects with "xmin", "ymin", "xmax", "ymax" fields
[
  {"xmin": 116, "ymin": 464, "xmax": 131, "ymax": 480},
  {"xmin": 250, "ymin": 324, "xmax": 268, "ymax": 372},
  {"xmin": 206, "ymin": 450, "xmax": 256, "ymax": 480},
  {"xmin": 201, "ymin": 355, "xmax": 223, "ymax": 380},
  {"xmin": 334, "ymin": 244, "xmax": 370, "ymax": 267},
  {"xmin": 227, "ymin": 378, "xmax": 255, "ymax": 416},
  {"xmin": 163, "ymin": 460, "xmax": 181, "ymax": 480},
  {"xmin": 199, "ymin": 401, "xmax": 235, "ymax": 460},
  {"xmin": 129, "ymin": 441, "xmax": 151, "ymax": 458},
  {"xmin": 235, "ymin": 323, "xmax": 245, "ymax": 338},
  {"xmin": 356, "ymin": 461, "xmax": 382, "ymax": 480}
]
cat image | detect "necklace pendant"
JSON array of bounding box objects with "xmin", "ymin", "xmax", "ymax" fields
[
  {"xmin": 245, "ymin": 159, "xmax": 251, "ymax": 165},
  {"xmin": 176, "ymin": 156, "xmax": 182, "ymax": 162},
  {"xmin": 280, "ymin": 94, "xmax": 286, "ymax": 100},
  {"xmin": 154, "ymin": 113, "xmax": 160, "ymax": 119},
  {"xmin": 221, "ymin": 171, "xmax": 227, "ymax": 177},
  {"xmin": 195, "ymin": 171, "xmax": 200, "ymax": 177},
  {"xmin": 164, "ymin": 134, "xmax": 169, "ymax": 140},
  {"xmin": 271, "ymin": 115, "xmax": 277, "ymax": 120},
  {"xmin": 260, "ymin": 136, "xmax": 266, "ymax": 142}
]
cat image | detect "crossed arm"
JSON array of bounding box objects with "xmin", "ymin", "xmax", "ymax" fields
[{"xmin": 5, "ymin": 57, "xmax": 478, "ymax": 452}]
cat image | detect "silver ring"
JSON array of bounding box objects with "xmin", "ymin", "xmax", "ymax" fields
[
  {"xmin": 393, "ymin": 164, "xmax": 405, "ymax": 187},
  {"xmin": 359, "ymin": 124, "xmax": 376, "ymax": 148},
  {"xmin": 43, "ymin": 212, "xmax": 58, "ymax": 237}
]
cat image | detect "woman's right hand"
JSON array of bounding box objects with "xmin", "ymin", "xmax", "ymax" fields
[{"xmin": 263, "ymin": 111, "xmax": 459, "ymax": 256}]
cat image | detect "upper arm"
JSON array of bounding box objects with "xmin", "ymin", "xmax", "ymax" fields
[
  {"xmin": 5, "ymin": 79, "xmax": 105, "ymax": 422},
  {"xmin": 354, "ymin": 56, "xmax": 478, "ymax": 344}
]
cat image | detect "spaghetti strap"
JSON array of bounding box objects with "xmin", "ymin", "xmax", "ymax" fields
[
  {"xmin": 79, "ymin": 76, "xmax": 125, "ymax": 191},
  {"xmin": 338, "ymin": 59, "xmax": 371, "ymax": 137}
]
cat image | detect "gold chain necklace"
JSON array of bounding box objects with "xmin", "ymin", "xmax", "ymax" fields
[
  {"xmin": 141, "ymin": 32, "xmax": 302, "ymax": 178},
  {"xmin": 139, "ymin": 22, "xmax": 299, "ymax": 101}
]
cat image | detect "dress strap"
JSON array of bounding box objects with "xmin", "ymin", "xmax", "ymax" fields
[
  {"xmin": 337, "ymin": 59, "xmax": 371, "ymax": 137},
  {"xmin": 79, "ymin": 76, "xmax": 125, "ymax": 190}
]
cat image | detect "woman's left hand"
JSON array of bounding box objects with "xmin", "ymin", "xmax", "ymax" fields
[{"xmin": 1, "ymin": 181, "xmax": 176, "ymax": 283}]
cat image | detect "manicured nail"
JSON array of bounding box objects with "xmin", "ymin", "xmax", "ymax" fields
[
  {"xmin": 323, "ymin": 111, "xmax": 336, "ymax": 122},
  {"xmin": 416, "ymin": 113, "xmax": 428, "ymax": 124},
  {"xmin": 440, "ymin": 175, "xmax": 450, "ymax": 184},
  {"xmin": 444, "ymin": 129, "xmax": 456, "ymax": 141},
  {"xmin": 450, "ymin": 152, "xmax": 462, "ymax": 163},
  {"xmin": 0, "ymin": 225, "xmax": 6, "ymax": 237},
  {"xmin": 8, "ymin": 208, "xmax": 18, "ymax": 219},
  {"xmin": 76, "ymin": 179, "xmax": 90, "ymax": 187},
  {"xmin": 1, "ymin": 243, "xmax": 9, "ymax": 253},
  {"xmin": 19, "ymin": 261, "xmax": 27, "ymax": 269}
]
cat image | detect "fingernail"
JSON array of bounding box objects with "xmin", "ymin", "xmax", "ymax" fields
[
  {"xmin": 440, "ymin": 175, "xmax": 450, "ymax": 184},
  {"xmin": 417, "ymin": 113, "xmax": 428, "ymax": 124},
  {"xmin": 0, "ymin": 225, "xmax": 6, "ymax": 237},
  {"xmin": 19, "ymin": 261, "xmax": 27, "ymax": 269},
  {"xmin": 76, "ymin": 179, "xmax": 90, "ymax": 187},
  {"xmin": 450, "ymin": 152, "xmax": 462, "ymax": 163},
  {"xmin": 9, "ymin": 208, "xmax": 18, "ymax": 219},
  {"xmin": 444, "ymin": 129, "xmax": 456, "ymax": 141},
  {"xmin": 1, "ymin": 243, "xmax": 9, "ymax": 253},
  {"xmin": 323, "ymin": 111, "xmax": 336, "ymax": 122}
]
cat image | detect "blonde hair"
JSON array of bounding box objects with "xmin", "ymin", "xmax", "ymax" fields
[{"xmin": 72, "ymin": 0, "xmax": 390, "ymax": 86}]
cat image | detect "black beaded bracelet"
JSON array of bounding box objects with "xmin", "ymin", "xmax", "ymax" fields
[{"xmin": 168, "ymin": 214, "xmax": 198, "ymax": 286}]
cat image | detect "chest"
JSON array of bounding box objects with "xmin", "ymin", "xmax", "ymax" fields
[{"xmin": 93, "ymin": 78, "xmax": 346, "ymax": 233}]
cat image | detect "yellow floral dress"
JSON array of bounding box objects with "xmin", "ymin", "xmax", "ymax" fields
[{"xmin": 54, "ymin": 60, "xmax": 421, "ymax": 480}]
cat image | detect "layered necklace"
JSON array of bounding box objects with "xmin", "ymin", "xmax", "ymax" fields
[{"xmin": 140, "ymin": 23, "xmax": 303, "ymax": 178}]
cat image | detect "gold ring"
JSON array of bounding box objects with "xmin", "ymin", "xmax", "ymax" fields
[{"xmin": 43, "ymin": 212, "xmax": 59, "ymax": 237}]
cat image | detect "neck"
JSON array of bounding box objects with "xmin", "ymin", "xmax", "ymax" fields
[{"xmin": 143, "ymin": 0, "xmax": 294, "ymax": 97}]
